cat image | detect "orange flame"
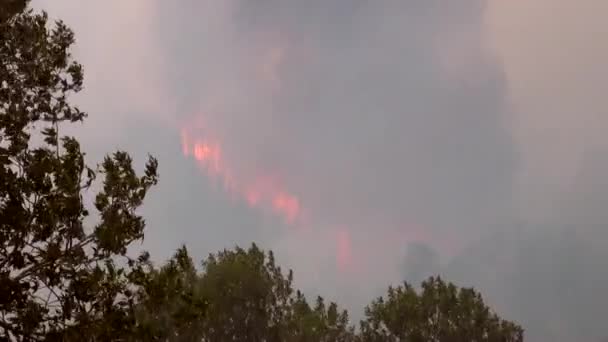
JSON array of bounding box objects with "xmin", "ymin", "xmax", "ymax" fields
[{"xmin": 181, "ymin": 126, "xmax": 301, "ymax": 225}]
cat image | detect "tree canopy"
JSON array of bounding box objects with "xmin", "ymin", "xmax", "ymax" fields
[
  {"xmin": 0, "ymin": 5, "xmax": 157, "ymax": 340},
  {"xmin": 132, "ymin": 244, "xmax": 356, "ymax": 341},
  {"xmin": 118, "ymin": 242, "xmax": 524, "ymax": 341},
  {"xmin": 360, "ymin": 277, "xmax": 524, "ymax": 342},
  {"xmin": 0, "ymin": 0, "xmax": 27, "ymax": 23},
  {"xmin": 0, "ymin": 3, "xmax": 524, "ymax": 341}
]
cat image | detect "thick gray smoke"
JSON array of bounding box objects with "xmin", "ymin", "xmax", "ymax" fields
[{"xmin": 152, "ymin": 0, "xmax": 515, "ymax": 322}]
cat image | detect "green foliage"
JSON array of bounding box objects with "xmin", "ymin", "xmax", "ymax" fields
[
  {"xmin": 134, "ymin": 247, "xmax": 524, "ymax": 342},
  {"xmin": 131, "ymin": 246, "xmax": 206, "ymax": 342},
  {"xmin": 198, "ymin": 244, "xmax": 293, "ymax": 341},
  {"xmin": 199, "ymin": 244, "xmax": 360, "ymax": 341},
  {"xmin": 0, "ymin": 5, "xmax": 158, "ymax": 341},
  {"xmin": 286, "ymin": 293, "xmax": 356, "ymax": 342},
  {"xmin": 130, "ymin": 244, "xmax": 356, "ymax": 341},
  {"xmin": 360, "ymin": 276, "xmax": 524, "ymax": 342}
]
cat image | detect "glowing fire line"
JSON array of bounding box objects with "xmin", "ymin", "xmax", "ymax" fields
[
  {"xmin": 181, "ymin": 127, "xmax": 301, "ymax": 225},
  {"xmin": 180, "ymin": 123, "xmax": 441, "ymax": 274}
]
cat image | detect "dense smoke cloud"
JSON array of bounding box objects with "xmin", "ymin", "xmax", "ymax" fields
[{"xmin": 151, "ymin": 0, "xmax": 516, "ymax": 319}]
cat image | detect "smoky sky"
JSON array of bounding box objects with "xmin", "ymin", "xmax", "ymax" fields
[
  {"xmin": 148, "ymin": 0, "xmax": 517, "ymax": 325},
  {"xmin": 31, "ymin": 0, "xmax": 608, "ymax": 341},
  {"xmin": 156, "ymin": 0, "xmax": 515, "ymax": 246}
]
